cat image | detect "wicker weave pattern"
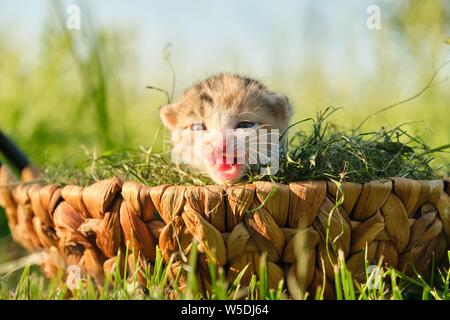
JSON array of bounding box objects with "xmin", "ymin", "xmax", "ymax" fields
[{"xmin": 1, "ymin": 165, "xmax": 449, "ymax": 298}]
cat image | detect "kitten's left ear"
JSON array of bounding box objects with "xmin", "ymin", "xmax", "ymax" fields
[
  {"xmin": 265, "ymin": 93, "xmax": 293, "ymax": 129},
  {"xmin": 159, "ymin": 103, "xmax": 179, "ymax": 130}
]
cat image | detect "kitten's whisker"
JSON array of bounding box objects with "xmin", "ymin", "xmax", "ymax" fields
[
  {"xmin": 234, "ymin": 141, "xmax": 281, "ymax": 148},
  {"xmin": 246, "ymin": 148, "xmax": 280, "ymax": 161},
  {"xmin": 254, "ymin": 124, "xmax": 272, "ymax": 130},
  {"xmin": 244, "ymin": 154, "xmax": 259, "ymax": 164}
]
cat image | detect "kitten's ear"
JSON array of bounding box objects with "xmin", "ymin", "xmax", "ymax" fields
[
  {"xmin": 159, "ymin": 103, "xmax": 179, "ymax": 130},
  {"xmin": 265, "ymin": 93, "xmax": 293, "ymax": 129}
]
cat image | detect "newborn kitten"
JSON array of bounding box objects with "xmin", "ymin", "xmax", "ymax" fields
[{"xmin": 159, "ymin": 73, "xmax": 292, "ymax": 184}]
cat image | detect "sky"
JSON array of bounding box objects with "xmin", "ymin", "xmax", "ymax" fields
[{"xmin": 0, "ymin": 0, "xmax": 393, "ymax": 90}]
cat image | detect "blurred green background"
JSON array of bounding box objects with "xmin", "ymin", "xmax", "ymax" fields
[{"xmin": 0, "ymin": 0, "xmax": 449, "ymax": 242}]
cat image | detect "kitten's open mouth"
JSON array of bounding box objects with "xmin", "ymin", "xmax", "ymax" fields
[
  {"xmin": 211, "ymin": 156, "xmax": 242, "ymax": 181},
  {"xmin": 214, "ymin": 163, "xmax": 241, "ymax": 181}
]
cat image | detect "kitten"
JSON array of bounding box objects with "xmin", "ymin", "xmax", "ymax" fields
[{"xmin": 159, "ymin": 73, "xmax": 292, "ymax": 184}]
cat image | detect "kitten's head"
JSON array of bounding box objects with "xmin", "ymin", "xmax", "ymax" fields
[{"xmin": 160, "ymin": 73, "xmax": 292, "ymax": 184}]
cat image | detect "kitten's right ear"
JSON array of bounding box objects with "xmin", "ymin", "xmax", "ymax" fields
[{"xmin": 159, "ymin": 103, "xmax": 178, "ymax": 130}]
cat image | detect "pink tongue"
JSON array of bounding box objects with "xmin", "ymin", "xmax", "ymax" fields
[{"xmin": 215, "ymin": 163, "xmax": 240, "ymax": 181}]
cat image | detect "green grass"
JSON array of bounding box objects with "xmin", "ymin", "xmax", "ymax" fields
[{"xmin": 1, "ymin": 246, "xmax": 449, "ymax": 300}]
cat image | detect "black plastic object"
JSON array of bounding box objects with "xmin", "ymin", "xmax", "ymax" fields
[{"xmin": 0, "ymin": 131, "xmax": 29, "ymax": 171}]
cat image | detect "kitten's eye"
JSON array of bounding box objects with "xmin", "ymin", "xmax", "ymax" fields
[
  {"xmin": 236, "ymin": 121, "xmax": 256, "ymax": 129},
  {"xmin": 191, "ymin": 122, "xmax": 206, "ymax": 131}
]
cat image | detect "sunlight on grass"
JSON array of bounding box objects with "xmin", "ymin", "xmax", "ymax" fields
[{"xmin": 1, "ymin": 246, "xmax": 449, "ymax": 300}]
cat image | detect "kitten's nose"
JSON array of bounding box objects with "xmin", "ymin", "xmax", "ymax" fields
[
  {"xmin": 210, "ymin": 142, "xmax": 235, "ymax": 164},
  {"xmin": 208, "ymin": 129, "xmax": 236, "ymax": 163}
]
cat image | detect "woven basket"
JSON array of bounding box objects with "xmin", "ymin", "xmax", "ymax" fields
[{"xmin": 1, "ymin": 164, "xmax": 449, "ymax": 298}]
